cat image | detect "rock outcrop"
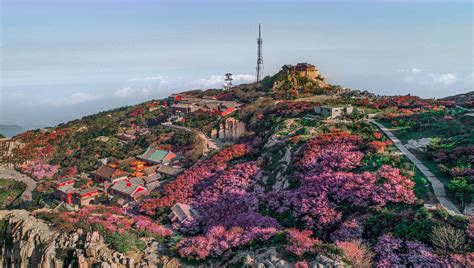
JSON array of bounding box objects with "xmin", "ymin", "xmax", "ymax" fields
[
  {"xmin": 0, "ymin": 138, "xmax": 24, "ymax": 164},
  {"xmin": 211, "ymin": 118, "xmax": 247, "ymax": 140},
  {"xmin": 0, "ymin": 210, "xmax": 142, "ymax": 268},
  {"xmin": 0, "ymin": 210, "xmax": 344, "ymax": 268},
  {"xmin": 224, "ymin": 247, "xmax": 343, "ymax": 268},
  {"xmin": 273, "ymin": 63, "xmax": 330, "ymax": 95}
]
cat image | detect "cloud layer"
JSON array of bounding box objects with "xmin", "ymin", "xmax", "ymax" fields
[{"xmin": 399, "ymin": 68, "xmax": 463, "ymax": 87}]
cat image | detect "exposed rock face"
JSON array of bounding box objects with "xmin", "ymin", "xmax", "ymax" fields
[
  {"xmin": 211, "ymin": 118, "xmax": 247, "ymax": 140},
  {"xmin": 0, "ymin": 210, "xmax": 141, "ymax": 268},
  {"xmin": 273, "ymin": 63, "xmax": 330, "ymax": 93},
  {"xmin": 224, "ymin": 247, "xmax": 343, "ymax": 268},
  {"xmin": 1, "ymin": 210, "xmax": 59, "ymax": 268},
  {"xmin": 282, "ymin": 63, "xmax": 321, "ymax": 80},
  {"xmin": 405, "ymin": 138, "xmax": 432, "ymax": 151},
  {"xmin": 0, "ymin": 138, "xmax": 24, "ymax": 164},
  {"xmin": 0, "ymin": 210, "xmax": 345, "ymax": 268},
  {"xmin": 271, "ymin": 148, "xmax": 292, "ymax": 191}
]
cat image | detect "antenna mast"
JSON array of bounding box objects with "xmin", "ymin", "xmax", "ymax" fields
[
  {"xmin": 224, "ymin": 73, "xmax": 233, "ymax": 90},
  {"xmin": 256, "ymin": 24, "xmax": 263, "ymax": 82}
]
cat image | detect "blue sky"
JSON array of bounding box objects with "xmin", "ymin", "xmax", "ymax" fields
[{"xmin": 1, "ymin": 0, "xmax": 472, "ymax": 127}]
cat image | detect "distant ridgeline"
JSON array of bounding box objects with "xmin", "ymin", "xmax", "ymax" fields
[{"xmin": 0, "ymin": 124, "xmax": 26, "ymax": 138}]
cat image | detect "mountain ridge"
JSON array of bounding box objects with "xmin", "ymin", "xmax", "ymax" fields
[{"xmin": 0, "ymin": 63, "xmax": 472, "ymax": 267}]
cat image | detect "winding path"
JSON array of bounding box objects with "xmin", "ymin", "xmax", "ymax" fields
[
  {"xmin": 160, "ymin": 123, "xmax": 220, "ymax": 155},
  {"xmin": 0, "ymin": 165, "xmax": 36, "ymax": 201},
  {"xmin": 371, "ymin": 121, "xmax": 462, "ymax": 215},
  {"xmin": 455, "ymin": 104, "xmax": 473, "ymax": 112}
]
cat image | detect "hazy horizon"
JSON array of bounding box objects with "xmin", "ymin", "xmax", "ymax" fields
[{"xmin": 1, "ymin": 0, "xmax": 473, "ymax": 127}]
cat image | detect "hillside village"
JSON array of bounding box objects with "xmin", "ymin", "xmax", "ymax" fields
[
  {"xmin": 0, "ymin": 64, "xmax": 473, "ymax": 267},
  {"xmin": 1, "ymin": 64, "xmax": 367, "ymax": 210},
  {"xmin": 49, "ymin": 90, "xmax": 246, "ymax": 209}
]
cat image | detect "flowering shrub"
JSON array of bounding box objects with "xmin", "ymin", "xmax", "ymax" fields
[
  {"xmin": 267, "ymin": 165, "xmax": 415, "ymax": 230},
  {"xmin": 376, "ymin": 165, "xmax": 416, "ymax": 205},
  {"xmin": 330, "ymin": 219, "xmax": 363, "ymax": 242},
  {"xmin": 374, "ymin": 235, "xmax": 447, "ymax": 266},
  {"xmin": 64, "ymin": 206, "xmax": 170, "ymax": 236},
  {"xmin": 176, "ymin": 162, "xmax": 280, "ymax": 259},
  {"xmin": 401, "ymin": 241, "xmax": 444, "ymax": 266},
  {"xmin": 336, "ymin": 240, "xmax": 373, "ymax": 267},
  {"xmin": 294, "ymin": 261, "xmax": 309, "ymax": 268},
  {"xmin": 19, "ymin": 160, "xmax": 60, "ymax": 180},
  {"xmin": 133, "ymin": 215, "xmax": 172, "ymax": 237},
  {"xmin": 373, "ymin": 132, "xmax": 383, "ymax": 140},
  {"xmin": 432, "ymin": 145, "xmax": 474, "ymax": 165},
  {"xmin": 372, "ymin": 96, "xmax": 434, "ymax": 110},
  {"xmin": 178, "ymin": 225, "xmax": 277, "ymax": 260},
  {"xmin": 274, "ymin": 101, "xmax": 315, "ymax": 117},
  {"xmin": 467, "ymin": 217, "xmax": 474, "ymax": 242},
  {"xmin": 63, "ymin": 165, "xmax": 78, "ymax": 178},
  {"xmin": 89, "ymin": 213, "xmax": 134, "ymax": 233},
  {"xmin": 368, "ymin": 140, "xmax": 392, "ymax": 153},
  {"xmin": 449, "ymin": 253, "xmax": 474, "ymax": 267},
  {"xmin": 374, "ymin": 234, "xmax": 402, "ymax": 266},
  {"xmin": 437, "ymin": 100, "xmax": 456, "ymax": 107},
  {"xmin": 140, "ymin": 144, "xmax": 252, "ymax": 215},
  {"xmin": 129, "ymin": 107, "xmax": 145, "ymax": 117},
  {"xmin": 14, "ymin": 129, "xmax": 67, "ymax": 161},
  {"xmin": 285, "ymin": 228, "xmax": 321, "ymax": 257},
  {"xmin": 191, "ymin": 162, "xmax": 265, "ymax": 230},
  {"xmin": 297, "ymin": 131, "xmax": 364, "ymax": 173}
]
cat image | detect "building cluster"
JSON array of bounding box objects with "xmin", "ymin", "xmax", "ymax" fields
[
  {"xmin": 54, "ymin": 146, "xmax": 184, "ymax": 208},
  {"xmin": 54, "ymin": 177, "xmax": 101, "ymax": 207},
  {"xmin": 53, "ymin": 92, "xmax": 242, "ymax": 209},
  {"xmin": 168, "ymin": 94, "xmax": 240, "ymax": 117},
  {"xmin": 116, "ymin": 125, "xmax": 152, "ymax": 143}
]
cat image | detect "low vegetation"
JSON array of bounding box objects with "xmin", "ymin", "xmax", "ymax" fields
[{"xmin": 0, "ymin": 179, "xmax": 26, "ymax": 208}]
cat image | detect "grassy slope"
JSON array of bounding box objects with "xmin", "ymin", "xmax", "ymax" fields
[
  {"xmin": 0, "ymin": 179, "xmax": 26, "ymax": 208},
  {"xmin": 380, "ymin": 108, "xmax": 473, "ymax": 209}
]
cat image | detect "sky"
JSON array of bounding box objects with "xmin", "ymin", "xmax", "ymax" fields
[{"xmin": 1, "ymin": 0, "xmax": 473, "ymax": 127}]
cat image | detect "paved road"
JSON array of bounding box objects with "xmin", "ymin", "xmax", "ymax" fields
[
  {"xmin": 455, "ymin": 105, "xmax": 473, "ymax": 112},
  {"xmin": 371, "ymin": 121, "xmax": 462, "ymax": 215},
  {"xmin": 0, "ymin": 165, "xmax": 36, "ymax": 201}
]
